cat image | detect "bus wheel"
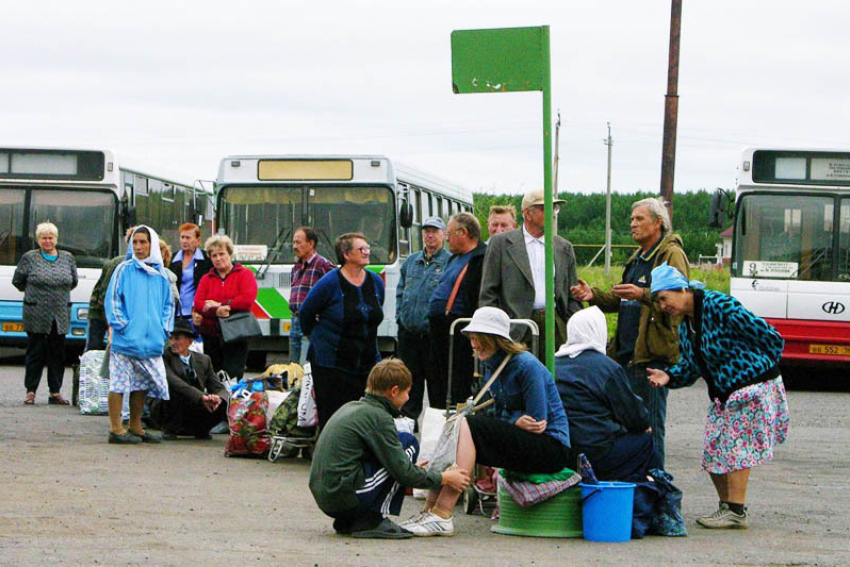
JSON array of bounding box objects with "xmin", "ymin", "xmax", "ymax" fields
[{"xmin": 246, "ymin": 351, "xmax": 267, "ymax": 371}]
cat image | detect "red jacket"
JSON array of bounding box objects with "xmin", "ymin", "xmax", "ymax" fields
[{"xmin": 193, "ymin": 264, "xmax": 258, "ymax": 337}]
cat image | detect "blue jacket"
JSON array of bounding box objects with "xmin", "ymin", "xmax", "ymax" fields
[
  {"xmin": 396, "ymin": 248, "xmax": 449, "ymax": 334},
  {"xmin": 300, "ymin": 269, "xmax": 384, "ymax": 373},
  {"xmin": 555, "ymin": 350, "xmax": 649, "ymax": 460},
  {"xmin": 105, "ymin": 229, "xmax": 174, "ymax": 359},
  {"xmin": 666, "ymin": 289, "xmax": 784, "ymax": 403},
  {"xmin": 482, "ymin": 350, "xmax": 571, "ymax": 448}
]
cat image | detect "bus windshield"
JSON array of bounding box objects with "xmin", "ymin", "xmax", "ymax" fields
[
  {"xmin": 734, "ymin": 193, "xmax": 850, "ymax": 282},
  {"xmin": 219, "ymin": 185, "xmax": 397, "ymax": 264},
  {"xmin": 0, "ymin": 188, "xmax": 116, "ymax": 268}
]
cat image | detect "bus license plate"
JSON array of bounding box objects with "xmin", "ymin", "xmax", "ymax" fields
[
  {"xmin": 2, "ymin": 322, "xmax": 24, "ymax": 333},
  {"xmin": 809, "ymin": 344, "xmax": 850, "ymax": 356}
]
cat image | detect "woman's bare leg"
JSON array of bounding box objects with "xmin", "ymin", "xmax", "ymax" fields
[
  {"xmin": 709, "ymin": 468, "xmax": 750, "ymax": 504},
  {"xmin": 432, "ymin": 418, "xmax": 476, "ymax": 518}
]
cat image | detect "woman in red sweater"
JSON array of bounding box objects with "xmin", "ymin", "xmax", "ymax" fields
[{"xmin": 193, "ymin": 235, "xmax": 258, "ymax": 380}]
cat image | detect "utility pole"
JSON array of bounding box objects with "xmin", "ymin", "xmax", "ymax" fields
[
  {"xmin": 604, "ymin": 122, "xmax": 613, "ymax": 276},
  {"xmin": 660, "ymin": 0, "xmax": 682, "ymax": 220}
]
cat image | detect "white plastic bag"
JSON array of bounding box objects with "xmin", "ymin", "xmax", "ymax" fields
[
  {"xmin": 296, "ymin": 364, "xmax": 318, "ymax": 428},
  {"xmin": 413, "ymin": 408, "xmax": 448, "ymax": 499}
]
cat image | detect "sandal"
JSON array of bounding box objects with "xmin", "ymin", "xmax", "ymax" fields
[
  {"xmin": 128, "ymin": 429, "xmax": 162, "ymax": 444},
  {"xmin": 24, "ymin": 392, "xmax": 35, "ymax": 405},
  {"xmin": 48, "ymin": 394, "xmax": 70, "ymax": 405}
]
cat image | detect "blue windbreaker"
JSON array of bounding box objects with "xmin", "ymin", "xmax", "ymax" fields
[{"xmin": 105, "ymin": 226, "xmax": 174, "ymax": 358}]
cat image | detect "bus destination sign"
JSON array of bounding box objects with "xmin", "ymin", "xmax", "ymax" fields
[{"xmin": 811, "ymin": 158, "xmax": 850, "ymax": 181}]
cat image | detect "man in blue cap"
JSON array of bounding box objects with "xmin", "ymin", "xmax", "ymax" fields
[{"xmin": 396, "ymin": 216, "xmax": 449, "ymax": 420}]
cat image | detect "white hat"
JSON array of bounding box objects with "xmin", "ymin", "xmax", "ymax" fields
[{"xmin": 462, "ymin": 307, "xmax": 512, "ymax": 341}]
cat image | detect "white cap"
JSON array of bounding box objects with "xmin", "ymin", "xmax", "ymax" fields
[{"xmin": 462, "ymin": 307, "xmax": 512, "ymax": 341}]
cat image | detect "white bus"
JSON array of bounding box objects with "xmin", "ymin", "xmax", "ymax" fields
[
  {"xmin": 0, "ymin": 146, "xmax": 213, "ymax": 352},
  {"xmin": 726, "ymin": 148, "xmax": 850, "ymax": 368},
  {"xmin": 214, "ymin": 155, "xmax": 474, "ymax": 365}
]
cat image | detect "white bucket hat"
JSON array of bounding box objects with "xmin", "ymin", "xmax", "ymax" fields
[{"xmin": 462, "ymin": 307, "xmax": 512, "ymax": 341}]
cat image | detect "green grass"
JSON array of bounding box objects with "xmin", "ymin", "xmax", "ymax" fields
[{"xmin": 575, "ymin": 264, "xmax": 730, "ymax": 338}]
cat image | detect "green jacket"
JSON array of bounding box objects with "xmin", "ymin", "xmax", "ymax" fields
[
  {"xmin": 87, "ymin": 255, "xmax": 124, "ymax": 322},
  {"xmin": 309, "ymin": 393, "xmax": 442, "ymax": 517},
  {"xmin": 590, "ymin": 233, "xmax": 689, "ymax": 366}
]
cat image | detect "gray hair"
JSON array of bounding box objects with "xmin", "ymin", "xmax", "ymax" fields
[
  {"xmin": 632, "ymin": 197, "xmax": 671, "ymax": 234},
  {"xmin": 204, "ymin": 234, "xmax": 234, "ymax": 257},
  {"xmin": 35, "ymin": 221, "xmax": 58, "ymax": 239},
  {"xmin": 450, "ymin": 212, "xmax": 481, "ymax": 241}
]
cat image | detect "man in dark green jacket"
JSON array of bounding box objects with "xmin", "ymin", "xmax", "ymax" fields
[{"xmin": 309, "ymin": 359, "xmax": 470, "ymax": 539}]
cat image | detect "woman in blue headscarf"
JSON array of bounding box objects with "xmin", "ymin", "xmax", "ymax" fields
[
  {"xmin": 105, "ymin": 225, "xmax": 174, "ymax": 445},
  {"xmin": 646, "ymin": 263, "xmax": 789, "ymax": 530}
]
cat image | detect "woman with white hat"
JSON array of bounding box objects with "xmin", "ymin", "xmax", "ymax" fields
[{"xmin": 403, "ymin": 306, "xmax": 573, "ymax": 537}]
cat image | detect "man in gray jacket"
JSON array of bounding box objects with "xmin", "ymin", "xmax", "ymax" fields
[{"xmin": 479, "ymin": 189, "xmax": 582, "ymax": 360}]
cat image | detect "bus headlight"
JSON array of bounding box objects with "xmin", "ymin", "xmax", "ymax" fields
[{"xmin": 76, "ymin": 307, "xmax": 89, "ymax": 320}]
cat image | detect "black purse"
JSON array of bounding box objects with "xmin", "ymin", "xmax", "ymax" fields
[{"xmin": 218, "ymin": 311, "xmax": 262, "ymax": 343}]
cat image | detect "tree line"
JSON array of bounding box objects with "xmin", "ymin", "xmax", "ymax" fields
[{"xmin": 472, "ymin": 189, "xmax": 724, "ymax": 264}]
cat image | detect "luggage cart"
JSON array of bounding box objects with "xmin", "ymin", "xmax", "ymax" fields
[{"xmin": 447, "ymin": 317, "xmax": 540, "ymax": 515}]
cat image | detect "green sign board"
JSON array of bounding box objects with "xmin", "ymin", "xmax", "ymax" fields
[{"xmin": 451, "ymin": 27, "xmax": 546, "ymax": 94}]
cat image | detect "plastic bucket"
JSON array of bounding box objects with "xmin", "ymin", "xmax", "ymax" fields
[
  {"xmin": 491, "ymin": 485, "xmax": 583, "ymax": 538},
  {"xmin": 579, "ymin": 481, "xmax": 635, "ymax": 542}
]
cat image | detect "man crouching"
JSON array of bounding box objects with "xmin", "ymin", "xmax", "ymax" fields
[
  {"xmin": 309, "ymin": 359, "xmax": 471, "ymax": 538},
  {"xmin": 150, "ymin": 318, "xmax": 228, "ymax": 440}
]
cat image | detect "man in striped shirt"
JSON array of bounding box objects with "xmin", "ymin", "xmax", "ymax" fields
[{"xmin": 289, "ymin": 227, "xmax": 335, "ymax": 365}]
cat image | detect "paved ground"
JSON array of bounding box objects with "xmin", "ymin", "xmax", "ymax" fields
[{"xmin": 1, "ymin": 350, "xmax": 848, "ymax": 566}]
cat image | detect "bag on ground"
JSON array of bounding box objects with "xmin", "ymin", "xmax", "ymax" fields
[
  {"xmin": 268, "ymin": 385, "xmax": 316, "ymax": 439},
  {"xmin": 79, "ymin": 350, "xmax": 108, "ymax": 415},
  {"xmin": 296, "ymin": 365, "xmax": 317, "ymax": 428},
  {"xmin": 225, "ymin": 391, "xmax": 270, "ymax": 457}
]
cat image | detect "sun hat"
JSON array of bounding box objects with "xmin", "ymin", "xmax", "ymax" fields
[
  {"xmin": 462, "ymin": 306, "xmax": 512, "ymax": 340},
  {"xmin": 650, "ymin": 262, "xmax": 705, "ymax": 294},
  {"xmin": 422, "ymin": 216, "xmax": 446, "ymax": 231},
  {"xmin": 521, "ymin": 189, "xmax": 566, "ymax": 211}
]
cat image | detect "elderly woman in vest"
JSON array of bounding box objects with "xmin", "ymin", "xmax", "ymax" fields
[
  {"xmin": 13, "ymin": 222, "xmax": 78, "ymax": 405},
  {"xmin": 647, "ymin": 262, "xmax": 789, "ymax": 530}
]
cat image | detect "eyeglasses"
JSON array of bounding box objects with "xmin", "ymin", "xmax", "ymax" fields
[{"xmin": 358, "ymin": 246, "xmax": 371, "ymax": 254}]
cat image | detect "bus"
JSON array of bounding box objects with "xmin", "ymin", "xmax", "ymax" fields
[
  {"xmin": 0, "ymin": 146, "xmax": 213, "ymax": 352},
  {"xmin": 214, "ymin": 154, "xmax": 474, "ymax": 365},
  {"xmin": 724, "ymin": 148, "xmax": 850, "ymax": 369}
]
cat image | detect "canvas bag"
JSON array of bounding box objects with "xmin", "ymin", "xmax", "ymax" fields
[
  {"xmin": 426, "ymin": 354, "xmax": 511, "ymax": 475},
  {"xmin": 296, "ymin": 364, "xmax": 317, "ymax": 428}
]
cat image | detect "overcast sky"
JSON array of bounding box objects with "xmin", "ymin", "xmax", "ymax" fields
[{"xmin": 3, "ymin": 1, "xmax": 848, "ymax": 196}]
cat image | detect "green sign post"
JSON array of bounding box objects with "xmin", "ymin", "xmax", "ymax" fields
[{"xmin": 451, "ymin": 26, "xmax": 557, "ymax": 373}]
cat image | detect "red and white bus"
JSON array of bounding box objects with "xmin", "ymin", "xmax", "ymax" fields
[{"xmin": 728, "ymin": 148, "xmax": 850, "ymax": 368}]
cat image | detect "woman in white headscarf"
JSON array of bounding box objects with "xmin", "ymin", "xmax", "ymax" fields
[
  {"xmin": 554, "ymin": 306, "xmax": 660, "ymax": 481},
  {"xmin": 104, "ymin": 226, "xmax": 174, "ymax": 444}
]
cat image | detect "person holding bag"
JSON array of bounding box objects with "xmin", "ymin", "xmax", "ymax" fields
[
  {"xmin": 193, "ymin": 234, "xmax": 258, "ymax": 380},
  {"xmin": 402, "ymin": 307, "xmax": 573, "ymax": 537}
]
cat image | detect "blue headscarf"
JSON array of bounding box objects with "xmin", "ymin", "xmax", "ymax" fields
[{"xmin": 650, "ymin": 262, "xmax": 705, "ymax": 294}]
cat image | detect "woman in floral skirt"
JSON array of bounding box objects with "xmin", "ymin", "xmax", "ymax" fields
[{"xmin": 647, "ymin": 262, "xmax": 789, "ymax": 530}]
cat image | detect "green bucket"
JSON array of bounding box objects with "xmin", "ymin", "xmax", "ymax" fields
[{"xmin": 491, "ymin": 484, "xmax": 583, "ymax": 538}]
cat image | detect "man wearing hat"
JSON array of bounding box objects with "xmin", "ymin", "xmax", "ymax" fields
[
  {"xmin": 150, "ymin": 319, "xmax": 229, "ymax": 440},
  {"xmin": 479, "ymin": 189, "xmax": 582, "ymax": 361},
  {"xmin": 395, "ymin": 216, "xmax": 449, "ymax": 420}
]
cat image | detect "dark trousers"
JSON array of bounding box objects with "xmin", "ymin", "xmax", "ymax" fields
[
  {"xmin": 311, "ymin": 363, "xmax": 368, "ymax": 430},
  {"xmin": 581, "ymin": 432, "xmax": 662, "ymax": 482},
  {"xmin": 622, "ymin": 359, "xmax": 669, "ymax": 469},
  {"xmin": 24, "ymin": 322, "xmax": 65, "ymax": 394},
  {"xmin": 202, "ymin": 334, "xmax": 249, "ymax": 381},
  {"xmin": 85, "ymin": 318, "xmax": 109, "ymax": 352},
  {"xmin": 428, "ymin": 314, "xmax": 476, "ymax": 410},
  {"xmin": 527, "ymin": 310, "xmax": 566, "ymax": 363},
  {"xmin": 331, "ymin": 432, "xmax": 419, "ymax": 531},
  {"xmin": 467, "ymin": 415, "xmax": 576, "ymax": 474},
  {"xmin": 152, "ymin": 393, "xmax": 228, "ymax": 436},
  {"xmin": 398, "ymin": 326, "xmax": 429, "ymax": 420}
]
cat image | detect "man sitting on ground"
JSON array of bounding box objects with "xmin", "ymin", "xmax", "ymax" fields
[
  {"xmin": 309, "ymin": 359, "xmax": 471, "ymax": 539},
  {"xmin": 150, "ymin": 318, "xmax": 228, "ymax": 440}
]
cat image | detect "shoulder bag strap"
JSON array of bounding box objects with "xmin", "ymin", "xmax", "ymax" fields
[
  {"xmin": 472, "ymin": 353, "xmax": 512, "ymax": 406},
  {"xmin": 444, "ymin": 263, "xmax": 469, "ymax": 315}
]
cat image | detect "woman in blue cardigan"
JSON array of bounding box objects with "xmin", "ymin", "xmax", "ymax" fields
[
  {"xmin": 647, "ymin": 263, "xmax": 789, "ymax": 530},
  {"xmin": 299, "ymin": 232, "xmax": 384, "ymax": 430}
]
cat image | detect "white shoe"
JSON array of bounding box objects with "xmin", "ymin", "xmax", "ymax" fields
[
  {"xmin": 399, "ymin": 511, "xmax": 429, "ymax": 529},
  {"xmin": 405, "ymin": 511, "xmax": 455, "ymax": 537}
]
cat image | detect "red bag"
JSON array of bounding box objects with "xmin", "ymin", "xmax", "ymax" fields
[{"xmin": 225, "ymin": 391, "xmax": 270, "ymax": 457}]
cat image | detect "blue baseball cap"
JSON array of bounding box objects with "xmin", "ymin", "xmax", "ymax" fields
[{"xmin": 422, "ymin": 216, "xmax": 446, "ymax": 231}]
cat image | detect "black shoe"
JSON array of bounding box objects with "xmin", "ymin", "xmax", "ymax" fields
[
  {"xmin": 109, "ymin": 431, "xmax": 142, "ymax": 445},
  {"xmin": 128, "ymin": 429, "xmax": 162, "ymax": 444},
  {"xmin": 351, "ymin": 518, "xmax": 413, "ymax": 539}
]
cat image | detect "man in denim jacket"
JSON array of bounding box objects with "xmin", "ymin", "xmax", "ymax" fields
[{"xmin": 395, "ymin": 216, "xmax": 449, "ymax": 420}]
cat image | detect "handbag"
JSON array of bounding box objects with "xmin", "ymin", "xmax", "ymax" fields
[{"xmin": 218, "ymin": 311, "xmax": 261, "ymax": 343}]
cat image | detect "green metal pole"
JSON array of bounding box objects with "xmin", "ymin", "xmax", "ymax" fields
[{"xmin": 541, "ymin": 26, "xmax": 555, "ymax": 375}]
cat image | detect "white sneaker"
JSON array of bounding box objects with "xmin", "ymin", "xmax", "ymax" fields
[
  {"xmin": 405, "ymin": 511, "xmax": 455, "ymax": 537},
  {"xmin": 399, "ymin": 511, "xmax": 429, "ymax": 529}
]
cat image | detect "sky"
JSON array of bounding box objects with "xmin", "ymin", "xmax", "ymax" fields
[{"xmin": 3, "ymin": 0, "xmax": 849, "ymax": 196}]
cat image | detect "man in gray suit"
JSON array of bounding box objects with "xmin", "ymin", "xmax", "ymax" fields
[{"xmin": 479, "ymin": 189, "xmax": 582, "ymax": 360}]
